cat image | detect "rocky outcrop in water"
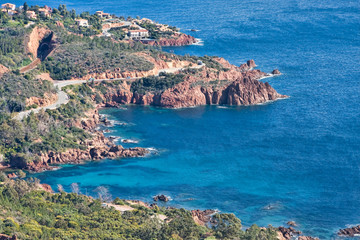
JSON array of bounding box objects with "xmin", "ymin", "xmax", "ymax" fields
[
  {"xmin": 153, "ymin": 194, "xmax": 169, "ymax": 202},
  {"xmin": 272, "ymin": 69, "xmax": 281, "ymax": 75},
  {"xmin": 338, "ymin": 225, "xmax": 360, "ymax": 237}
]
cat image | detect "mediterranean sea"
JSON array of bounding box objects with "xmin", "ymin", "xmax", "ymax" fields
[{"xmin": 23, "ymin": 0, "xmax": 360, "ymax": 238}]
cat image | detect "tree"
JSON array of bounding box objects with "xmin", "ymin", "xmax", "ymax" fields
[
  {"xmin": 23, "ymin": 2, "xmax": 29, "ymax": 12},
  {"xmin": 70, "ymin": 182, "xmax": 80, "ymax": 194},
  {"xmin": 57, "ymin": 184, "xmax": 64, "ymax": 192},
  {"xmin": 212, "ymin": 213, "xmax": 243, "ymax": 239},
  {"xmin": 0, "ymin": 171, "xmax": 7, "ymax": 182},
  {"xmin": 70, "ymin": 9, "xmax": 76, "ymax": 19},
  {"xmin": 94, "ymin": 186, "xmax": 112, "ymax": 202}
]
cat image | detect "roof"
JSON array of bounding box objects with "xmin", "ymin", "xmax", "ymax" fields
[
  {"xmin": 1, "ymin": 3, "xmax": 15, "ymax": 7},
  {"xmin": 75, "ymin": 18, "xmax": 88, "ymax": 22}
]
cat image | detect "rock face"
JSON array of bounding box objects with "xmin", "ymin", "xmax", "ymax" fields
[
  {"xmin": 100, "ymin": 59, "xmax": 287, "ymax": 108},
  {"xmin": 338, "ymin": 225, "xmax": 360, "ymax": 236},
  {"xmin": 191, "ymin": 209, "xmax": 216, "ymax": 226},
  {"xmin": 143, "ymin": 33, "xmax": 197, "ymax": 46},
  {"xmin": 153, "ymin": 195, "xmax": 169, "ymax": 202},
  {"xmin": 26, "ymin": 92, "xmax": 58, "ymax": 108},
  {"xmin": 40, "ymin": 183, "xmax": 53, "ymax": 193},
  {"xmin": 25, "ymin": 26, "xmax": 52, "ymax": 60},
  {"xmin": 7, "ymin": 173, "xmax": 17, "ymax": 179},
  {"xmin": 0, "ymin": 64, "xmax": 9, "ymax": 76}
]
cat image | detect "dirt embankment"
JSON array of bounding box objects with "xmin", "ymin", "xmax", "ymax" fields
[{"xmin": 25, "ymin": 26, "xmax": 53, "ymax": 60}]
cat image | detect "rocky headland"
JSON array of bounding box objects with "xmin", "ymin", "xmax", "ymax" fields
[
  {"xmin": 94, "ymin": 58, "xmax": 286, "ymax": 108},
  {"xmin": 10, "ymin": 109, "xmax": 148, "ymax": 172}
]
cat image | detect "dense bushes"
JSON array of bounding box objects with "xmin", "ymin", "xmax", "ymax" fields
[
  {"xmin": 0, "ymin": 73, "xmax": 55, "ymax": 113},
  {"xmin": 42, "ymin": 36, "xmax": 154, "ymax": 80},
  {"xmin": 0, "ymin": 27, "xmax": 31, "ymax": 68},
  {"xmin": 138, "ymin": 22, "xmax": 176, "ymax": 39},
  {"xmin": 131, "ymin": 73, "xmax": 185, "ymax": 94},
  {"xmin": 0, "ymin": 179, "xmax": 278, "ymax": 239}
]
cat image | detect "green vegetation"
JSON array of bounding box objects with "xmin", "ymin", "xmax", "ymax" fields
[
  {"xmin": 0, "ymin": 27, "xmax": 32, "ymax": 68},
  {"xmin": 191, "ymin": 55, "xmax": 229, "ymax": 71},
  {"xmin": 0, "ymin": 72, "xmax": 55, "ymax": 113},
  {"xmin": 0, "ymin": 83, "xmax": 94, "ymax": 168},
  {"xmin": 108, "ymin": 27, "xmax": 126, "ymax": 40},
  {"xmin": 0, "ymin": 178, "xmax": 278, "ymax": 239},
  {"xmin": 138, "ymin": 21, "xmax": 177, "ymax": 39},
  {"xmin": 41, "ymin": 31, "xmax": 154, "ymax": 80},
  {"xmin": 130, "ymin": 73, "xmax": 185, "ymax": 94}
]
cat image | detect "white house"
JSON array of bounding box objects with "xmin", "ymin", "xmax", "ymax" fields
[
  {"xmin": 75, "ymin": 19, "xmax": 89, "ymax": 27},
  {"xmin": 128, "ymin": 29, "xmax": 149, "ymax": 40}
]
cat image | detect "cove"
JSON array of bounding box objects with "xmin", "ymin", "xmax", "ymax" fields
[{"xmin": 32, "ymin": 103, "xmax": 360, "ymax": 238}]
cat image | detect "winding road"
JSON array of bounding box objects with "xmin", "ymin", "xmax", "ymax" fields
[{"xmin": 15, "ymin": 63, "xmax": 205, "ymax": 120}]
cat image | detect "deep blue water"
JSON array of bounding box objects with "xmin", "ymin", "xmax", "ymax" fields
[{"xmin": 22, "ymin": 0, "xmax": 360, "ymax": 238}]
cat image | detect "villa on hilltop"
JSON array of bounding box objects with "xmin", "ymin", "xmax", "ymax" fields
[
  {"xmin": 1, "ymin": 3, "xmax": 15, "ymax": 11},
  {"xmin": 128, "ymin": 29, "xmax": 149, "ymax": 40},
  {"xmin": 95, "ymin": 11, "xmax": 111, "ymax": 19},
  {"xmin": 75, "ymin": 19, "xmax": 89, "ymax": 27}
]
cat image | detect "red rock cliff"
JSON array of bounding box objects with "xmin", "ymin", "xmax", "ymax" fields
[{"xmin": 101, "ymin": 59, "xmax": 287, "ymax": 108}]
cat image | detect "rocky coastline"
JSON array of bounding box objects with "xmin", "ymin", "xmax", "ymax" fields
[{"xmin": 10, "ymin": 108, "xmax": 148, "ymax": 172}]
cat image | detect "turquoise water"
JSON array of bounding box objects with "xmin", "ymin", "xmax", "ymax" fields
[{"xmin": 23, "ymin": 0, "xmax": 360, "ymax": 238}]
